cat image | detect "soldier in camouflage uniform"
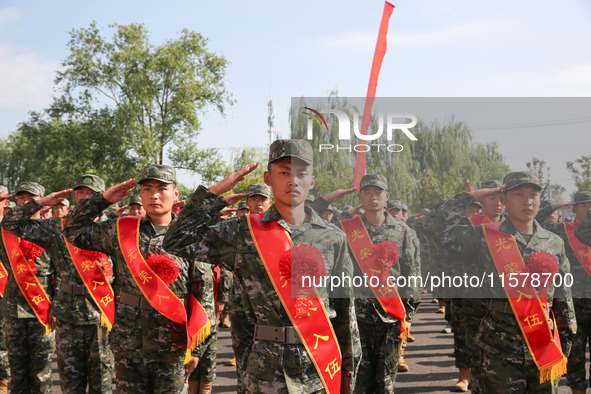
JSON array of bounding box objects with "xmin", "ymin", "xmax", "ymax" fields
[
  {"xmin": 0, "ymin": 186, "xmax": 12, "ymax": 393},
  {"xmin": 423, "ymin": 172, "xmax": 576, "ymax": 393},
  {"xmin": 128, "ymin": 195, "xmax": 146, "ymax": 217},
  {"xmin": 163, "ymin": 139, "xmax": 361, "ymax": 393},
  {"xmin": 3, "ymin": 175, "xmax": 114, "ymax": 393},
  {"xmin": 63, "ymin": 165, "xmax": 215, "ymax": 393},
  {"xmin": 0, "ymin": 182, "xmax": 55, "ymax": 393},
  {"xmin": 341, "ymin": 175, "xmax": 419, "ymax": 393},
  {"xmin": 535, "ymin": 191, "xmax": 591, "ymax": 394}
]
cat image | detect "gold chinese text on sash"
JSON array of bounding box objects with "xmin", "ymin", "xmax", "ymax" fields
[
  {"xmin": 1, "ymin": 228, "xmax": 52, "ymax": 334},
  {"xmin": 482, "ymin": 222, "xmax": 566, "ymax": 384},
  {"xmin": 116, "ymin": 217, "xmax": 210, "ymax": 363},
  {"xmin": 247, "ymin": 213, "xmax": 342, "ymax": 394},
  {"xmin": 341, "ymin": 216, "xmax": 407, "ymax": 341},
  {"xmin": 61, "ymin": 219, "xmax": 115, "ymax": 330}
]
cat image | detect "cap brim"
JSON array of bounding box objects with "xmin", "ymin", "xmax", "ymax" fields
[
  {"xmin": 138, "ymin": 178, "xmax": 175, "ymax": 184},
  {"xmin": 505, "ymin": 182, "xmax": 542, "ymax": 192}
]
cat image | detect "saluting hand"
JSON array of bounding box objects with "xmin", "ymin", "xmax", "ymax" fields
[
  {"xmin": 470, "ymin": 185, "xmax": 504, "ymax": 202},
  {"xmin": 37, "ymin": 189, "xmax": 73, "ymax": 207},
  {"xmin": 223, "ymin": 193, "xmax": 247, "ymax": 206},
  {"xmin": 208, "ymin": 162, "xmax": 259, "ymax": 196},
  {"xmin": 551, "ymin": 200, "xmax": 575, "ymax": 210},
  {"xmin": 112, "ymin": 205, "xmax": 128, "ymax": 217},
  {"xmin": 0, "ymin": 192, "xmax": 14, "ymax": 201},
  {"xmin": 322, "ymin": 187, "xmax": 358, "ymax": 203},
  {"xmin": 103, "ymin": 179, "xmax": 137, "ymax": 204}
]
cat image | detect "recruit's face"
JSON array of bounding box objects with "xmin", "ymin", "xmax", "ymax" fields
[
  {"xmin": 480, "ymin": 192, "xmax": 505, "ymax": 219},
  {"xmin": 388, "ymin": 208, "xmax": 403, "ymax": 220},
  {"xmin": 359, "ymin": 186, "xmax": 389, "ymax": 212},
  {"xmin": 501, "ymin": 185, "xmax": 541, "ymax": 224},
  {"xmin": 140, "ymin": 180, "xmax": 178, "ymax": 216},
  {"xmin": 321, "ymin": 210, "xmax": 334, "ymax": 222},
  {"xmin": 246, "ymin": 194, "xmax": 272, "ymax": 214},
  {"xmin": 74, "ymin": 186, "xmax": 96, "ymax": 203},
  {"xmin": 236, "ymin": 208, "xmax": 249, "ymax": 217},
  {"xmin": 52, "ymin": 204, "xmax": 69, "ymax": 219},
  {"xmin": 574, "ymin": 202, "xmax": 591, "ymax": 223},
  {"xmin": 265, "ymin": 157, "xmax": 314, "ymax": 208},
  {"xmin": 16, "ymin": 191, "xmax": 39, "ymax": 206},
  {"xmin": 128, "ymin": 203, "xmax": 146, "ymax": 217}
]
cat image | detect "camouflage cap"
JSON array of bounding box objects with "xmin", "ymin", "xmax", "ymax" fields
[
  {"xmin": 360, "ymin": 174, "xmax": 388, "ymax": 191},
  {"xmin": 387, "ymin": 200, "xmax": 402, "ymax": 210},
  {"xmin": 0, "ymin": 185, "xmax": 8, "ymax": 194},
  {"xmin": 481, "ymin": 179, "xmax": 502, "ymax": 189},
  {"xmin": 16, "ymin": 182, "xmax": 45, "ymax": 197},
  {"xmin": 305, "ymin": 194, "xmax": 316, "ymax": 203},
  {"xmin": 129, "ymin": 195, "xmax": 142, "ymax": 206},
  {"xmin": 74, "ymin": 174, "xmax": 105, "ymax": 193},
  {"xmin": 237, "ymin": 201, "xmax": 249, "ymax": 211},
  {"xmin": 574, "ymin": 191, "xmax": 591, "ymax": 204},
  {"xmin": 502, "ymin": 171, "xmax": 542, "ymax": 192},
  {"xmin": 326, "ymin": 204, "xmax": 336, "ymax": 213},
  {"xmin": 269, "ymin": 139, "xmax": 314, "ymax": 166},
  {"xmin": 419, "ymin": 208, "xmax": 431, "ymax": 215},
  {"xmin": 400, "ymin": 203, "xmax": 409, "ymax": 212},
  {"xmin": 139, "ymin": 164, "xmax": 176, "ymax": 185},
  {"xmin": 247, "ymin": 183, "xmax": 271, "ymax": 198},
  {"xmin": 56, "ymin": 199, "xmax": 70, "ymax": 208}
]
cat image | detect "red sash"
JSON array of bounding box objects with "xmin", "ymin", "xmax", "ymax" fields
[
  {"xmin": 564, "ymin": 222, "xmax": 591, "ymax": 277},
  {"xmin": 0, "ymin": 260, "xmax": 8, "ymax": 297},
  {"xmin": 247, "ymin": 214, "xmax": 342, "ymax": 394},
  {"xmin": 1, "ymin": 228, "xmax": 52, "ymax": 334},
  {"xmin": 61, "ymin": 220, "xmax": 115, "ymax": 330},
  {"xmin": 482, "ymin": 223, "xmax": 566, "ymax": 384},
  {"xmin": 341, "ymin": 216, "xmax": 407, "ymax": 341},
  {"xmin": 468, "ymin": 213, "xmax": 492, "ymax": 225},
  {"xmin": 212, "ymin": 266, "xmax": 221, "ymax": 302},
  {"xmin": 116, "ymin": 217, "xmax": 210, "ymax": 363}
]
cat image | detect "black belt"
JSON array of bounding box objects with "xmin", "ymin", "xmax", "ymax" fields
[
  {"xmin": 254, "ymin": 324, "xmax": 300, "ymax": 344},
  {"xmin": 119, "ymin": 292, "xmax": 153, "ymax": 310},
  {"xmin": 58, "ymin": 282, "xmax": 88, "ymax": 296}
]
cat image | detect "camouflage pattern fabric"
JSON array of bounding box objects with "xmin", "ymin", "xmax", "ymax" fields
[
  {"xmin": 0, "ymin": 309, "xmax": 9, "ymax": 381},
  {"xmin": 163, "ymin": 185, "xmax": 361, "ymax": 393},
  {"xmin": 189, "ymin": 330, "xmax": 217, "ymax": 382},
  {"xmin": 3, "ymin": 198, "xmax": 114, "ymax": 392},
  {"xmin": 63, "ymin": 193, "xmax": 216, "ymax": 393},
  {"xmin": 422, "ymin": 192, "xmax": 576, "ymax": 392},
  {"xmin": 346, "ymin": 212, "xmax": 418, "ymax": 394},
  {"xmin": 55, "ymin": 320, "xmax": 113, "ymax": 393}
]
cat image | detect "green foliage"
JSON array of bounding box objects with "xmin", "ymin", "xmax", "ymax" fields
[
  {"xmin": 567, "ymin": 155, "xmax": 591, "ymax": 191},
  {"xmin": 526, "ymin": 157, "xmax": 549, "ymax": 199},
  {"xmin": 225, "ymin": 146, "xmax": 267, "ymax": 196}
]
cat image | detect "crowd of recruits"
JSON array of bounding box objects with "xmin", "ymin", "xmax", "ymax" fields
[{"xmin": 0, "ymin": 138, "xmax": 590, "ymax": 393}]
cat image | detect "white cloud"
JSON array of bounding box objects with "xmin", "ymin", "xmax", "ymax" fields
[
  {"xmin": 0, "ymin": 7, "xmax": 20, "ymax": 25},
  {"xmin": 0, "ymin": 41, "xmax": 59, "ymax": 108}
]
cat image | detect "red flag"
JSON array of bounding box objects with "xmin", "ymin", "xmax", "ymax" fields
[
  {"xmin": 467, "ymin": 179, "xmax": 472, "ymax": 192},
  {"xmin": 353, "ymin": 2, "xmax": 395, "ymax": 188}
]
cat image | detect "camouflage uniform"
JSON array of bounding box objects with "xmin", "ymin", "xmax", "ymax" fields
[
  {"xmin": 536, "ymin": 191, "xmax": 591, "ymax": 390},
  {"xmin": 63, "ymin": 165, "xmax": 215, "ymax": 394},
  {"xmin": 2, "ymin": 174, "xmax": 114, "ymax": 394},
  {"xmin": 0, "ymin": 182, "xmax": 55, "ymax": 393},
  {"xmin": 163, "ymin": 139, "xmax": 361, "ymax": 393},
  {"xmin": 422, "ymin": 172, "xmax": 576, "ymax": 393},
  {"xmin": 343, "ymin": 175, "xmax": 419, "ymax": 394}
]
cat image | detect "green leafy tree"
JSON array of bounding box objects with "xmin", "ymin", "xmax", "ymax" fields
[
  {"xmin": 567, "ymin": 156, "xmax": 591, "ymax": 191},
  {"xmin": 226, "ymin": 146, "xmax": 267, "ymax": 197},
  {"xmin": 526, "ymin": 157, "xmax": 549, "ymax": 198},
  {"xmin": 52, "ymin": 21, "xmax": 232, "ymax": 180}
]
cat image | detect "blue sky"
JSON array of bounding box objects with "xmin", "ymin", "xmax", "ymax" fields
[{"xmin": 1, "ymin": 0, "xmax": 590, "ymax": 194}]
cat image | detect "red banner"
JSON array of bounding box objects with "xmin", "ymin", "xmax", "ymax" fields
[
  {"xmin": 564, "ymin": 222, "xmax": 591, "ymax": 278},
  {"xmin": 353, "ymin": 1, "xmax": 395, "ymax": 188}
]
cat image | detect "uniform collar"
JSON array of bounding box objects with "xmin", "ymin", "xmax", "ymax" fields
[
  {"xmin": 361, "ymin": 211, "xmax": 398, "ymax": 227},
  {"xmin": 262, "ymin": 204, "xmax": 328, "ymax": 233},
  {"xmin": 499, "ymin": 218, "xmax": 550, "ymax": 244}
]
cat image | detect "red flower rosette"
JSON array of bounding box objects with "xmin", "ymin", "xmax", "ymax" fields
[
  {"xmin": 373, "ymin": 241, "xmax": 399, "ymax": 281},
  {"xmin": 20, "ymin": 239, "xmax": 44, "ymax": 274},
  {"xmin": 279, "ymin": 243, "xmax": 326, "ymax": 296},
  {"xmin": 146, "ymin": 254, "xmax": 180, "ymax": 286},
  {"xmin": 80, "ymin": 249, "xmax": 107, "ymax": 262},
  {"xmin": 526, "ymin": 251, "xmax": 559, "ymax": 298}
]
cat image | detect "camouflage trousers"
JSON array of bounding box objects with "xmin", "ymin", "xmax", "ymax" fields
[
  {"xmin": 473, "ymin": 345, "xmax": 558, "ymax": 394},
  {"xmin": 354, "ymin": 320, "xmax": 401, "ymax": 394},
  {"xmin": 111, "ymin": 311, "xmax": 187, "ymax": 394},
  {"xmin": 229, "ymin": 307, "xmax": 254, "ymax": 393},
  {"xmin": 5, "ymin": 317, "xmax": 55, "ymax": 393},
  {"xmin": 189, "ymin": 331, "xmax": 217, "ymax": 382},
  {"xmin": 449, "ymin": 298, "xmax": 469, "ymax": 368},
  {"xmin": 55, "ymin": 320, "xmax": 114, "ymax": 393},
  {"xmin": 566, "ymin": 298, "xmax": 591, "ymax": 390},
  {"xmin": 463, "ymin": 298, "xmax": 488, "ymax": 390},
  {"xmin": 0, "ymin": 314, "xmax": 9, "ymax": 381}
]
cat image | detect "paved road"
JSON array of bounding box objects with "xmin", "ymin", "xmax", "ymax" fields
[{"xmin": 48, "ymin": 292, "xmax": 586, "ymax": 392}]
